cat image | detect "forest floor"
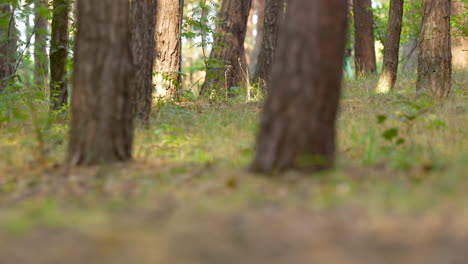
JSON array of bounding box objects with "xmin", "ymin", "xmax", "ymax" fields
[{"xmin": 0, "ymin": 73, "xmax": 467, "ymax": 263}]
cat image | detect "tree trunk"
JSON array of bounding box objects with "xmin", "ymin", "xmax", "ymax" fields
[
  {"xmin": 252, "ymin": 0, "xmax": 284, "ymax": 92},
  {"xmin": 0, "ymin": 3, "xmax": 17, "ymax": 91},
  {"xmin": 153, "ymin": 0, "xmax": 183, "ymax": 99},
  {"xmin": 416, "ymin": 0, "xmax": 452, "ymax": 98},
  {"xmin": 201, "ymin": 0, "xmax": 252, "ymax": 97},
  {"xmin": 249, "ymin": 0, "xmax": 265, "ymax": 75},
  {"xmin": 34, "ymin": 0, "xmax": 49, "ymax": 89},
  {"xmin": 131, "ymin": 0, "xmax": 157, "ymax": 122},
  {"xmin": 50, "ymin": 0, "xmax": 70, "ymax": 110},
  {"xmin": 68, "ymin": 0, "xmax": 134, "ymax": 165},
  {"xmin": 376, "ymin": 0, "xmax": 404, "ymax": 93},
  {"xmin": 252, "ymin": 0, "xmax": 348, "ymax": 173},
  {"xmin": 353, "ymin": 0, "xmax": 377, "ymax": 75},
  {"xmin": 451, "ymin": 0, "xmax": 468, "ymax": 69}
]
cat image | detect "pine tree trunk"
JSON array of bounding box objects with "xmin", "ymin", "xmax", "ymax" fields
[
  {"xmin": 131, "ymin": 0, "xmax": 157, "ymax": 122},
  {"xmin": 50, "ymin": 0, "xmax": 70, "ymax": 110},
  {"xmin": 451, "ymin": 0, "xmax": 468, "ymax": 69},
  {"xmin": 201, "ymin": 0, "xmax": 252, "ymax": 97},
  {"xmin": 153, "ymin": 0, "xmax": 183, "ymax": 99},
  {"xmin": 253, "ymin": 0, "xmax": 284, "ymax": 92},
  {"xmin": 252, "ymin": 0, "xmax": 348, "ymax": 173},
  {"xmin": 68, "ymin": 0, "xmax": 134, "ymax": 165},
  {"xmin": 34, "ymin": 0, "xmax": 49, "ymax": 89},
  {"xmin": 249, "ymin": 0, "xmax": 265, "ymax": 75},
  {"xmin": 376, "ymin": 0, "xmax": 404, "ymax": 93},
  {"xmin": 0, "ymin": 3, "xmax": 17, "ymax": 92},
  {"xmin": 416, "ymin": 0, "xmax": 452, "ymax": 98},
  {"xmin": 353, "ymin": 0, "xmax": 377, "ymax": 75}
]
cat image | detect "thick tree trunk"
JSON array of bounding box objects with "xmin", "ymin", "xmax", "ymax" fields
[
  {"xmin": 50, "ymin": 0, "xmax": 70, "ymax": 110},
  {"xmin": 153, "ymin": 0, "xmax": 183, "ymax": 99},
  {"xmin": 252, "ymin": 0, "xmax": 348, "ymax": 173},
  {"xmin": 451, "ymin": 0, "xmax": 468, "ymax": 69},
  {"xmin": 252, "ymin": 0, "xmax": 284, "ymax": 92},
  {"xmin": 249, "ymin": 0, "xmax": 265, "ymax": 74},
  {"xmin": 34, "ymin": 0, "xmax": 49, "ymax": 89},
  {"xmin": 376, "ymin": 0, "xmax": 404, "ymax": 93},
  {"xmin": 201, "ymin": 0, "xmax": 252, "ymax": 97},
  {"xmin": 131, "ymin": 0, "xmax": 157, "ymax": 122},
  {"xmin": 416, "ymin": 0, "xmax": 452, "ymax": 98},
  {"xmin": 0, "ymin": 3, "xmax": 17, "ymax": 91},
  {"xmin": 353, "ymin": 0, "xmax": 377, "ymax": 75},
  {"xmin": 68, "ymin": 0, "xmax": 134, "ymax": 165}
]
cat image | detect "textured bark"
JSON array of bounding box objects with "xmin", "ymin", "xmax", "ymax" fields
[
  {"xmin": 416, "ymin": 0, "xmax": 452, "ymax": 98},
  {"xmin": 153, "ymin": 0, "xmax": 183, "ymax": 99},
  {"xmin": 376, "ymin": 0, "xmax": 404, "ymax": 93},
  {"xmin": 34, "ymin": 0, "xmax": 49, "ymax": 89},
  {"xmin": 252, "ymin": 0, "xmax": 348, "ymax": 173},
  {"xmin": 131, "ymin": 0, "xmax": 157, "ymax": 122},
  {"xmin": 249, "ymin": 0, "xmax": 265, "ymax": 74},
  {"xmin": 451, "ymin": 0, "xmax": 468, "ymax": 69},
  {"xmin": 50, "ymin": 0, "xmax": 70, "ymax": 110},
  {"xmin": 68, "ymin": 0, "xmax": 134, "ymax": 165},
  {"xmin": 201, "ymin": 0, "xmax": 252, "ymax": 96},
  {"xmin": 353, "ymin": 0, "xmax": 377, "ymax": 75},
  {"xmin": 253, "ymin": 0, "xmax": 284, "ymax": 91},
  {"xmin": 0, "ymin": 3, "xmax": 17, "ymax": 91}
]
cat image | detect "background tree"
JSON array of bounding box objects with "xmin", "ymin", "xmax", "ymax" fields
[
  {"xmin": 252, "ymin": 0, "xmax": 284, "ymax": 92},
  {"xmin": 131, "ymin": 0, "xmax": 157, "ymax": 122},
  {"xmin": 376, "ymin": 0, "xmax": 404, "ymax": 93},
  {"xmin": 451, "ymin": 0, "xmax": 468, "ymax": 69},
  {"xmin": 353, "ymin": 0, "xmax": 377, "ymax": 75},
  {"xmin": 201, "ymin": 0, "xmax": 252, "ymax": 96},
  {"xmin": 252, "ymin": 0, "xmax": 347, "ymax": 172},
  {"xmin": 249, "ymin": 0, "xmax": 265, "ymax": 74},
  {"xmin": 34, "ymin": 0, "xmax": 48, "ymax": 89},
  {"xmin": 50, "ymin": 0, "xmax": 70, "ymax": 110},
  {"xmin": 0, "ymin": 2, "xmax": 17, "ymax": 91},
  {"xmin": 154, "ymin": 0, "xmax": 183, "ymax": 99},
  {"xmin": 68, "ymin": 0, "xmax": 134, "ymax": 165},
  {"xmin": 416, "ymin": 0, "xmax": 452, "ymax": 98}
]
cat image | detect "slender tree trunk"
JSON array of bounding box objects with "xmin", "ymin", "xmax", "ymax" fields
[
  {"xmin": 249, "ymin": 0, "xmax": 265, "ymax": 74},
  {"xmin": 68, "ymin": 0, "xmax": 134, "ymax": 165},
  {"xmin": 376, "ymin": 0, "xmax": 404, "ymax": 93},
  {"xmin": 353, "ymin": 0, "xmax": 377, "ymax": 75},
  {"xmin": 416, "ymin": 0, "xmax": 452, "ymax": 98},
  {"xmin": 200, "ymin": 0, "xmax": 252, "ymax": 97},
  {"xmin": 131, "ymin": 0, "xmax": 157, "ymax": 122},
  {"xmin": 0, "ymin": 3, "xmax": 17, "ymax": 91},
  {"xmin": 50, "ymin": 0, "xmax": 70, "ymax": 110},
  {"xmin": 34, "ymin": 0, "xmax": 49, "ymax": 89},
  {"xmin": 451, "ymin": 0, "xmax": 468, "ymax": 69},
  {"xmin": 253, "ymin": 0, "xmax": 284, "ymax": 91},
  {"xmin": 153, "ymin": 0, "xmax": 183, "ymax": 99},
  {"xmin": 252, "ymin": 0, "xmax": 348, "ymax": 173}
]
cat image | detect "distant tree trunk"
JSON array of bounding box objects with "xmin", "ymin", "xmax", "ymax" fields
[
  {"xmin": 34, "ymin": 0, "xmax": 49, "ymax": 89},
  {"xmin": 200, "ymin": 0, "xmax": 252, "ymax": 97},
  {"xmin": 249, "ymin": 0, "xmax": 265, "ymax": 74},
  {"xmin": 451, "ymin": 0, "xmax": 468, "ymax": 69},
  {"xmin": 416, "ymin": 0, "xmax": 452, "ymax": 98},
  {"xmin": 376, "ymin": 0, "xmax": 404, "ymax": 93},
  {"xmin": 50, "ymin": 0, "xmax": 70, "ymax": 110},
  {"xmin": 131, "ymin": 0, "xmax": 157, "ymax": 122},
  {"xmin": 68, "ymin": 0, "xmax": 134, "ymax": 165},
  {"xmin": 0, "ymin": 3, "xmax": 17, "ymax": 91},
  {"xmin": 153, "ymin": 0, "xmax": 183, "ymax": 99},
  {"xmin": 353, "ymin": 0, "xmax": 376, "ymax": 75},
  {"xmin": 253, "ymin": 0, "xmax": 284, "ymax": 91},
  {"xmin": 252, "ymin": 0, "xmax": 348, "ymax": 173}
]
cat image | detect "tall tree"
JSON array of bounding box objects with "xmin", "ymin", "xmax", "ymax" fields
[
  {"xmin": 68, "ymin": 0, "xmax": 134, "ymax": 165},
  {"xmin": 353, "ymin": 0, "xmax": 377, "ymax": 75},
  {"xmin": 249, "ymin": 0, "xmax": 265, "ymax": 74},
  {"xmin": 131, "ymin": 0, "xmax": 157, "ymax": 122},
  {"xmin": 34, "ymin": 0, "xmax": 48, "ymax": 89},
  {"xmin": 0, "ymin": 2, "xmax": 17, "ymax": 92},
  {"xmin": 416, "ymin": 0, "xmax": 452, "ymax": 98},
  {"xmin": 376, "ymin": 0, "xmax": 404, "ymax": 93},
  {"xmin": 252, "ymin": 0, "xmax": 284, "ymax": 92},
  {"xmin": 50, "ymin": 0, "xmax": 70, "ymax": 110},
  {"xmin": 201, "ymin": 0, "xmax": 252, "ymax": 96},
  {"xmin": 153, "ymin": 0, "xmax": 183, "ymax": 99},
  {"xmin": 252, "ymin": 0, "xmax": 348, "ymax": 172}
]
